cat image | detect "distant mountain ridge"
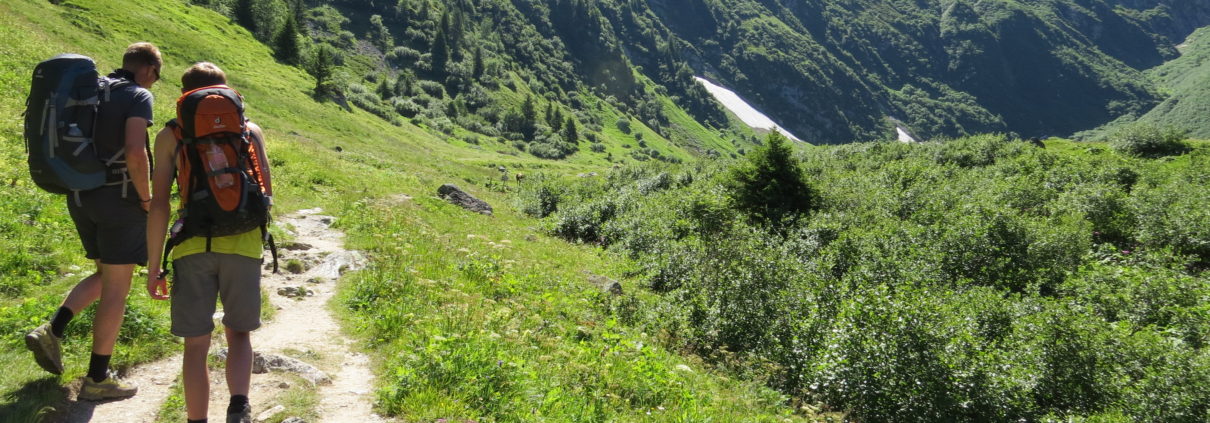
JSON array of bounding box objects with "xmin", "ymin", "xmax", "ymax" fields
[
  {"xmin": 227, "ymin": 0, "xmax": 1210, "ymax": 146},
  {"xmin": 641, "ymin": 0, "xmax": 1210, "ymax": 143}
]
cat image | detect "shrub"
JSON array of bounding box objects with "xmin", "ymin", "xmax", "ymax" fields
[
  {"xmin": 615, "ymin": 118, "xmax": 631, "ymax": 134},
  {"xmin": 415, "ymin": 80, "xmax": 446, "ymax": 98},
  {"xmin": 392, "ymin": 97, "xmax": 422, "ymax": 118},
  {"xmin": 1108, "ymin": 124, "xmax": 1189, "ymax": 158}
]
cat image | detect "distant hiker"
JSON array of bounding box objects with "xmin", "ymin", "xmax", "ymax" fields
[
  {"xmin": 1029, "ymin": 137, "xmax": 1046, "ymax": 148},
  {"xmin": 146, "ymin": 62, "xmax": 276, "ymax": 423},
  {"xmin": 24, "ymin": 42, "xmax": 162, "ymax": 400}
]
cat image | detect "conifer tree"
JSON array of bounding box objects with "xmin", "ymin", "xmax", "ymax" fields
[
  {"xmin": 236, "ymin": 0, "xmax": 257, "ymax": 35},
  {"xmin": 724, "ymin": 132, "xmax": 814, "ymax": 225},
  {"xmin": 274, "ymin": 14, "xmax": 303, "ymax": 66},
  {"xmin": 562, "ymin": 116, "xmax": 578, "ymax": 144},
  {"xmin": 472, "ymin": 46, "xmax": 485, "ymax": 80},
  {"xmin": 311, "ymin": 44, "xmax": 335, "ymax": 96},
  {"xmin": 395, "ymin": 73, "xmax": 413, "ymax": 97},
  {"xmin": 521, "ymin": 94, "xmax": 537, "ymax": 140},
  {"xmin": 431, "ymin": 16, "xmax": 450, "ymax": 80}
]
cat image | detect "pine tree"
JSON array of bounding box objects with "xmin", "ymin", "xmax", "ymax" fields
[
  {"xmin": 521, "ymin": 94, "xmax": 537, "ymax": 140},
  {"xmin": 395, "ymin": 73, "xmax": 412, "ymax": 97},
  {"xmin": 562, "ymin": 116, "xmax": 578, "ymax": 144},
  {"xmin": 274, "ymin": 15, "xmax": 303, "ymax": 66},
  {"xmin": 377, "ymin": 79, "xmax": 393, "ymax": 99},
  {"xmin": 724, "ymin": 132, "xmax": 814, "ymax": 225},
  {"xmin": 311, "ymin": 44, "xmax": 335, "ymax": 96},
  {"xmin": 431, "ymin": 17, "xmax": 450, "ymax": 80},
  {"xmin": 472, "ymin": 46, "xmax": 485, "ymax": 80},
  {"xmin": 236, "ymin": 0, "xmax": 257, "ymax": 36}
]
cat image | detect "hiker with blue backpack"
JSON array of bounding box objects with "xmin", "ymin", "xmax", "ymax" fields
[
  {"xmin": 23, "ymin": 42, "xmax": 162, "ymax": 400},
  {"xmin": 146, "ymin": 62, "xmax": 276, "ymax": 423}
]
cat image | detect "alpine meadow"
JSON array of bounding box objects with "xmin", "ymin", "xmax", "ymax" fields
[{"xmin": 0, "ymin": 0, "xmax": 1208, "ymax": 422}]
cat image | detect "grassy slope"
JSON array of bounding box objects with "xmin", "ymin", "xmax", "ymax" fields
[
  {"xmin": 0, "ymin": 0, "xmax": 804, "ymax": 421},
  {"xmin": 1082, "ymin": 25, "xmax": 1210, "ymax": 139},
  {"xmin": 1135, "ymin": 26, "xmax": 1210, "ymax": 138}
]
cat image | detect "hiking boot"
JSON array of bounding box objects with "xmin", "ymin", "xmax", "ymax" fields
[
  {"xmin": 78, "ymin": 372, "xmax": 137, "ymax": 401},
  {"xmin": 227, "ymin": 402, "xmax": 252, "ymax": 423},
  {"xmin": 24, "ymin": 323, "xmax": 64, "ymax": 375}
]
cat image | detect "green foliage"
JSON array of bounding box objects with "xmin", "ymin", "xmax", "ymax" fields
[
  {"xmin": 1108, "ymin": 123, "xmax": 1190, "ymax": 158},
  {"xmin": 517, "ymin": 137, "xmax": 1210, "ymax": 422},
  {"xmin": 724, "ymin": 133, "xmax": 813, "ymax": 225}
]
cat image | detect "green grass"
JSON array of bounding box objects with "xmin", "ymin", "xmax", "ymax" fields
[
  {"xmin": 1082, "ymin": 26, "xmax": 1210, "ymax": 140},
  {"xmin": 0, "ymin": 0, "xmax": 810, "ymax": 421}
]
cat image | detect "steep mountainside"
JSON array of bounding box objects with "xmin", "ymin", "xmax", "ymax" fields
[
  {"xmin": 643, "ymin": 0, "xmax": 1209, "ymax": 142},
  {"xmin": 1091, "ymin": 26, "xmax": 1210, "ymax": 139},
  {"xmin": 232, "ymin": 0, "xmax": 1210, "ymax": 147}
]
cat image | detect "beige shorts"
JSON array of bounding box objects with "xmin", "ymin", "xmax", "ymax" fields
[{"xmin": 170, "ymin": 252, "xmax": 262, "ymax": 338}]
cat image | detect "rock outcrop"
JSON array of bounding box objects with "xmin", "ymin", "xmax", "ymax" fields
[{"xmin": 438, "ymin": 184, "xmax": 493, "ymax": 215}]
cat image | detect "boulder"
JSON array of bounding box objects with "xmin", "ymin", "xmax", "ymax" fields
[
  {"xmin": 587, "ymin": 273, "xmax": 623, "ymax": 296},
  {"xmin": 437, "ymin": 184, "xmax": 493, "ymax": 215}
]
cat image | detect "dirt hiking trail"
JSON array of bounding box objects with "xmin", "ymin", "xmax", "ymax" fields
[{"xmin": 61, "ymin": 208, "xmax": 385, "ymax": 422}]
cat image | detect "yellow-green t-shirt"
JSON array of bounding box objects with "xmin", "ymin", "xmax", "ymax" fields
[{"xmin": 172, "ymin": 229, "xmax": 264, "ymax": 260}]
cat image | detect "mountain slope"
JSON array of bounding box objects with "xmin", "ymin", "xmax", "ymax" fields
[
  {"xmin": 0, "ymin": 0, "xmax": 805, "ymax": 421},
  {"xmin": 278, "ymin": 0, "xmax": 1209, "ymax": 146},
  {"xmin": 1113, "ymin": 26, "xmax": 1210, "ymax": 138}
]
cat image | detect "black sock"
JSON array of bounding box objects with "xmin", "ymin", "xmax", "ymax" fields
[
  {"xmin": 187, "ymin": 419, "xmax": 207, "ymax": 423},
  {"xmin": 87, "ymin": 353, "xmax": 110, "ymax": 382},
  {"xmin": 50, "ymin": 306, "xmax": 73, "ymax": 338},
  {"xmin": 228, "ymin": 394, "xmax": 249, "ymax": 414}
]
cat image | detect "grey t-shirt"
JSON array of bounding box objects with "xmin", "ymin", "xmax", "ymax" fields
[{"xmin": 94, "ymin": 69, "xmax": 153, "ymax": 167}]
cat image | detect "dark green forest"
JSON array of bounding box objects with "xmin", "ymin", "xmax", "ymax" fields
[{"xmin": 194, "ymin": 0, "xmax": 1209, "ymax": 148}]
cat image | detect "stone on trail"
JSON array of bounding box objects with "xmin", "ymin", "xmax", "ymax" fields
[
  {"xmin": 277, "ymin": 286, "xmax": 313, "ymax": 298},
  {"xmin": 310, "ymin": 249, "xmax": 366, "ymax": 280},
  {"xmin": 437, "ymin": 184, "xmax": 493, "ymax": 215},
  {"xmin": 255, "ymin": 404, "xmax": 286, "ymax": 422},
  {"xmin": 281, "ymin": 241, "xmax": 314, "ymax": 251},
  {"xmin": 216, "ymin": 349, "xmax": 332, "ymax": 386},
  {"xmin": 281, "ymin": 418, "xmax": 307, "ymax": 423}
]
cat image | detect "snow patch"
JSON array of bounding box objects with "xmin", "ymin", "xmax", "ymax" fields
[
  {"xmin": 889, "ymin": 117, "xmax": 919, "ymax": 143},
  {"xmin": 694, "ymin": 77, "xmax": 804, "ymax": 142}
]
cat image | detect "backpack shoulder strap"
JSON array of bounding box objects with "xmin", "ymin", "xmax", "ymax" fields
[{"xmin": 99, "ymin": 76, "xmax": 133, "ymax": 103}]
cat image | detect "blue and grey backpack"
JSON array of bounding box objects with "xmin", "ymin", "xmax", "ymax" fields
[{"xmin": 23, "ymin": 54, "xmax": 131, "ymax": 194}]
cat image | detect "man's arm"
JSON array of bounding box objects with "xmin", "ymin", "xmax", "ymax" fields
[
  {"xmin": 125, "ymin": 117, "xmax": 152, "ymax": 209},
  {"xmin": 146, "ymin": 128, "xmax": 177, "ymax": 299}
]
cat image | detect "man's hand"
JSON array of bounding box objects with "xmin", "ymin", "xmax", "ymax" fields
[{"xmin": 147, "ymin": 273, "xmax": 169, "ymax": 300}]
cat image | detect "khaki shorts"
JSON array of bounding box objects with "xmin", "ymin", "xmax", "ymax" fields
[{"xmin": 170, "ymin": 252, "xmax": 262, "ymax": 338}]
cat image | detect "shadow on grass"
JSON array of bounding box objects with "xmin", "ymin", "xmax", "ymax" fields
[{"xmin": 0, "ymin": 377, "xmax": 67, "ymax": 423}]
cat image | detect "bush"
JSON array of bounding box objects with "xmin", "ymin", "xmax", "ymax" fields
[
  {"xmin": 615, "ymin": 118, "xmax": 631, "ymax": 134},
  {"xmin": 1108, "ymin": 124, "xmax": 1189, "ymax": 158},
  {"xmin": 528, "ymin": 141, "xmax": 576, "ymax": 159},
  {"xmin": 392, "ymin": 97, "xmax": 422, "ymax": 118}
]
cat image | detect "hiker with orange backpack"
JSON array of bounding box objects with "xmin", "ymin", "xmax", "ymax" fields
[
  {"xmin": 23, "ymin": 42, "xmax": 162, "ymax": 400},
  {"xmin": 146, "ymin": 62, "xmax": 276, "ymax": 423}
]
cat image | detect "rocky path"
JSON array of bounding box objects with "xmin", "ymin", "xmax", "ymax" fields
[{"xmin": 61, "ymin": 208, "xmax": 383, "ymax": 422}]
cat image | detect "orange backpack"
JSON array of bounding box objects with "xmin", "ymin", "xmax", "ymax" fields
[{"xmin": 159, "ymin": 85, "xmax": 277, "ymax": 277}]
